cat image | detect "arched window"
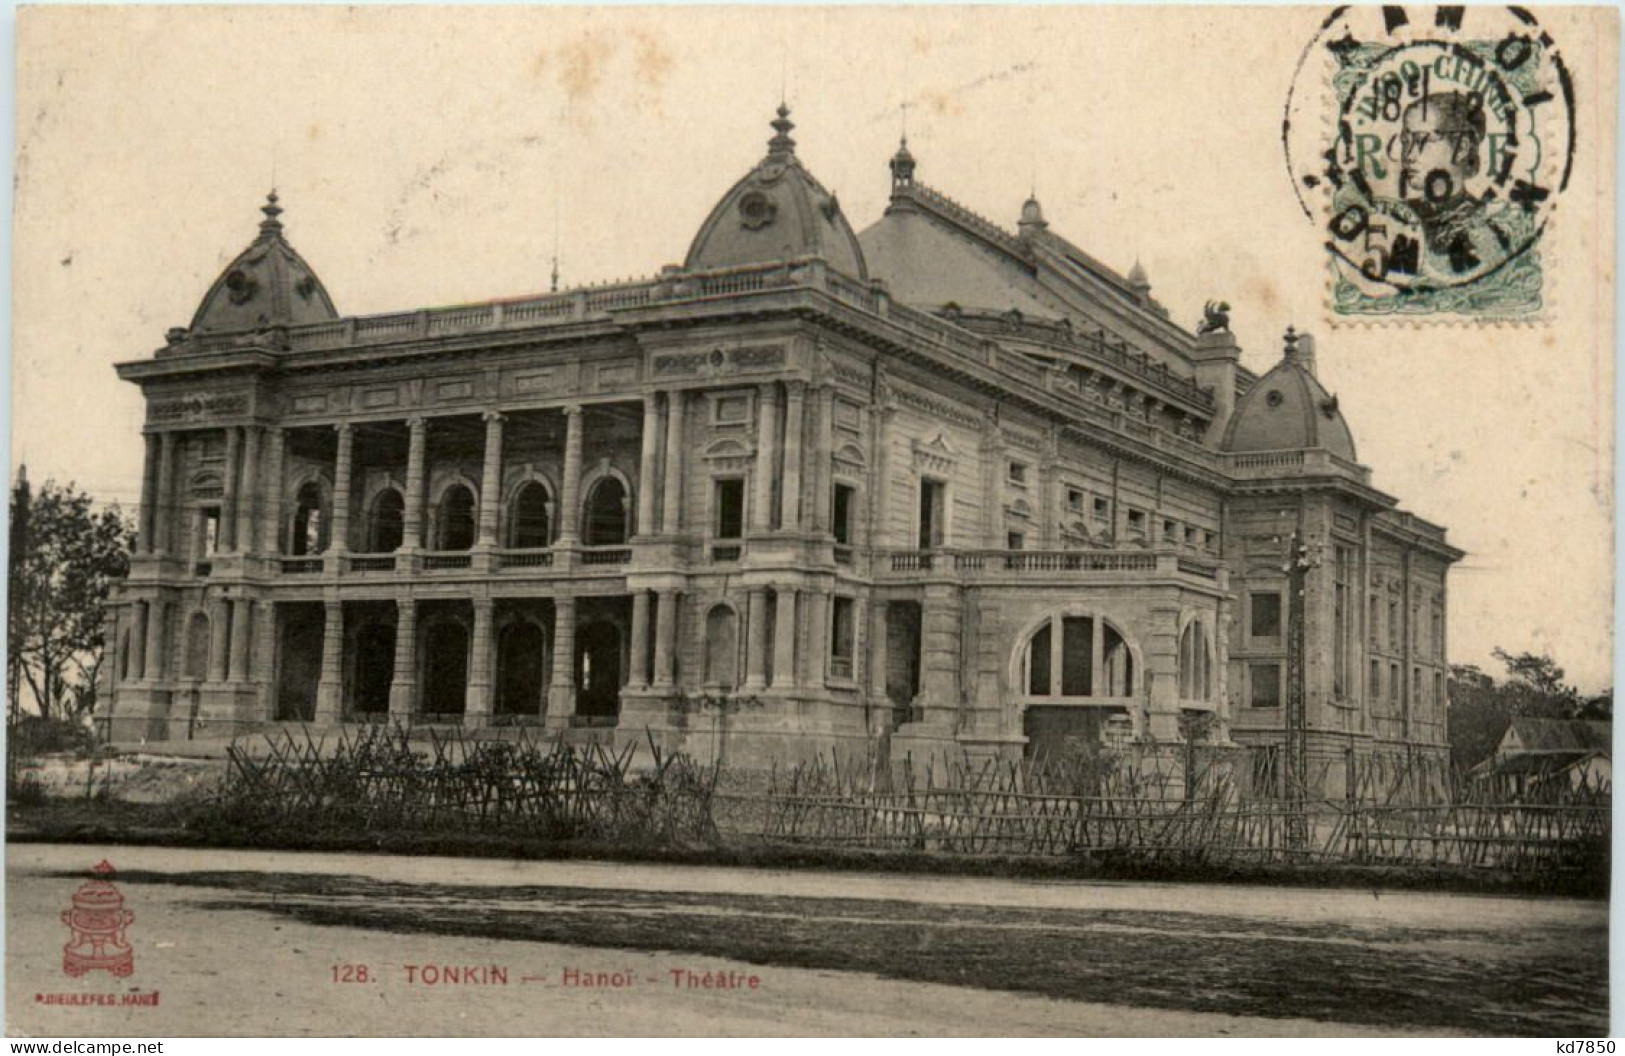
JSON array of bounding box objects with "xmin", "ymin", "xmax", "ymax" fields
[
  {"xmin": 437, "ymin": 485, "xmax": 477, "ymax": 551},
  {"xmin": 1020, "ymin": 614, "xmax": 1135, "ymax": 699},
  {"xmin": 290, "ymin": 482, "xmax": 326, "ymax": 555},
  {"xmin": 704, "ymin": 605, "xmax": 740, "ymax": 689},
  {"xmin": 509, "ymin": 482, "xmax": 552, "ymax": 549},
  {"xmin": 368, "ymin": 489, "xmax": 405, "ymax": 553},
  {"xmin": 583, "ymin": 477, "xmax": 630, "ymax": 546},
  {"xmin": 1178, "ymin": 620, "xmax": 1213, "ymax": 701}
]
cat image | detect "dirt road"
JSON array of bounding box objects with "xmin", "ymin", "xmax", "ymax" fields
[{"xmin": 6, "ymin": 844, "xmax": 1607, "ymax": 1036}]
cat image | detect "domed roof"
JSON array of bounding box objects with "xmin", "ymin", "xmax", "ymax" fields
[
  {"xmin": 684, "ymin": 105, "xmax": 868, "ymax": 280},
  {"xmin": 1223, "ymin": 328, "xmax": 1357, "ymax": 461},
  {"xmin": 189, "ymin": 192, "xmax": 338, "ymax": 334}
]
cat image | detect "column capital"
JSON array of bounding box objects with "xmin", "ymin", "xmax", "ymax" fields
[
  {"xmin": 334, "ymin": 422, "xmax": 354, "ymax": 437},
  {"xmin": 407, "ymin": 415, "xmax": 427, "ymax": 431},
  {"xmin": 482, "ymin": 409, "xmax": 505, "ymax": 425},
  {"xmin": 783, "ymin": 378, "xmax": 808, "ymax": 399},
  {"xmin": 757, "ymin": 381, "xmax": 780, "ymax": 401},
  {"xmin": 472, "ymin": 594, "xmax": 495, "ymax": 613},
  {"xmin": 562, "ymin": 403, "xmax": 584, "ymax": 417}
]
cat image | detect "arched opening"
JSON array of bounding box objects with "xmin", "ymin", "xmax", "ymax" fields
[
  {"xmin": 1019, "ymin": 613, "xmax": 1136, "ymax": 699},
  {"xmin": 368, "ymin": 489, "xmax": 405, "ymax": 553},
  {"xmin": 422, "ymin": 620, "xmax": 469, "ymax": 716},
  {"xmin": 496, "ymin": 621, "xmax": 547, "ymax": 716},
  {"xmin": 508, "ymin": 482, "xmax": 552, "ymax": 549},
  {"xmin": 275, "ymin": 602, "xmax": 323, "ymax": 721},
  {"xmin": 182, "ymin": 612, "xmax": 210, "ymax": 680},
  {"xmin": 1178, "ymin": 620, "xmax": 1213, "ymax": 701},
  {"xmin": 352, "ymin": 622, "xmax": 395, "ymax": 716},
  {"xmin": 290, "ymin": 482, "xmax": 326, "ymax": 555},
  {"xmin": 582, "ymin": 477, "xmax": 630, "ymax": 546},
  {"xmin": 704, "ymin": 605, "xmax": 740, "ymax": 689},
  {"xmin": 437, "ymin": 484, "xmax": 477, "ymax": 551},
  {"xmin": 575, "ymin": 621, "xmax": 623, "ymax": 719}
]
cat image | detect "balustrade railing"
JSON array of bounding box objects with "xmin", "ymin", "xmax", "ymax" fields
[
  {"xmin": 580, "ymin": 547, "xmax": 632, "ymax": 566},
  {"xmin": 279, "ymin": 557, "xmax": 324, "ymax": 575},
  {"xmin": 497, "ymin": 550, "xmax": 554, "ymax": 569},
  {"xmin": 880, "ymin": 548, "xmax": 1220, "ymax": 579},
  {"xmin": 422, "ymin": 552, "xmax": 473, "ymax": 571},
  {"xmin": 347, "ymin": 555, "xmax": 397, "ymax": 573},
  {"xmin": 711, "ymin": 544, "xmax": 743, "ymax": 563}
]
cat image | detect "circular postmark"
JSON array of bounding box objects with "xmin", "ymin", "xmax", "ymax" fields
[{"xmin": 1283, "ymin": 7, "xmax": 1575, "ymax": 316}]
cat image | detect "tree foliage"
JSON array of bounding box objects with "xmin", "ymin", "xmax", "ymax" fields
[
  {"xmin": 1447, "ymin": 648, "xmax": 1608, "ymax": 773},
  {"xmin": 7, "ymin": 473, "xmax": 133, "ymax": 722}
]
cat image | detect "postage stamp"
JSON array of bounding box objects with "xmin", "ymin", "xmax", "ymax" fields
[{"xmin": 1284, "ymin": 5, "xmax": 1577, "ymax": 321}]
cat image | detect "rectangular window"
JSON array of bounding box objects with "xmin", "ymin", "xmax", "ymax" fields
[
  {"xmin": 918, "ymin": 478, "xmax": 946, "ymax": 549},
  {"xmin": 1184, "ymin": 525, "xmax": 1199, "ymax": 546},
  {"xmin": 830, "ymin": 597, "xmax": 855, "ymax": 677},
  {"xmin": 832, "ymin": 483, "xmax": 856, "ymax": 545},
  {"xmin": 1250, "ymin": 592, "xmax": 1282, "ymax": 638},
  {"xmin": 1412, "ymin": 666, "xmax": 1422, "ymax": 705},
  {"xmin": 714, "ymin": 478, "xmax": 745, "ymax": 539},
  {"xmin": 200, "ymin": 507, "xmax": 221, "ymax": 556},
  {"xmin": 1434, "ymin": 671, "xmax": 1445, "ymax": 710},
  {"xmin": 1067, "ymin": 488, "xmax": 1084, "ymax": 513},
  {"xmin": 1008, "ymin": 461, "xmax": 1028, "ymax": 485},
  {"xmin": 1092, "ymin": 496, "xmax": 1110, "ymax": 523},
  {"xmin": 1390, "ymin": 662, "xmax": 1400, "ymax": 704},
  {"xmin": 1163, "ymin": 519, "xmax": 1178, "ymax": 543},
  {"xmin": 1127, "ymin": 509, "xmax": 1147, "ymax": 539},
  {"xmin": 1388, "ymin": 598, "xmax": 1400, "ymax": 649},
  {"xmin": 1007, "ymin": 531, "xmax": 1025, "ymax": 550},
  {"xmin": 1250, "ymin": 663, "xmax": 1282, "ymax": 708},
  {"xmin": 1369, "ymin": 595, "xmax": 1380, "ymax": 646},
  {"xmin": 1369, "ymin": 659, "xmax": 1382, "ymax": 702}
]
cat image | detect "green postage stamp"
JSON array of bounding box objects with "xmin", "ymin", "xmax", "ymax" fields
[{"xmin": 1284, "ymin": 6, "xmax": 1576, "ymax": 321}]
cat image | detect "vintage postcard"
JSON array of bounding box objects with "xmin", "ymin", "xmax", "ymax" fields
[{"xmin": 5, "ymin": 4, "xmax": 1617, "ymax": 1041}]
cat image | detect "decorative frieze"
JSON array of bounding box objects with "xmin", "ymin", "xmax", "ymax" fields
[{"xmin": 147, "ymin": 392, "xmax": 249, "ymax": 422}]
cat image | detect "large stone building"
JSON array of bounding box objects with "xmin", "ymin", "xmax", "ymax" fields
[{"xmin": 101, "ymin": 106, "xmax": 1462, "ymax": 789}]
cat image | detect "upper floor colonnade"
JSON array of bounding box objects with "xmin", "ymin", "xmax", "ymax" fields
[{"xmin": 132, "ymin": 381, "xmax": 840, "ymax": 573}]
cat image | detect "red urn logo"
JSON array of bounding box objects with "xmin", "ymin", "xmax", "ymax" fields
[{"xmin": 60, "ymin": 861, "xmax": 135, "ymax": 978}]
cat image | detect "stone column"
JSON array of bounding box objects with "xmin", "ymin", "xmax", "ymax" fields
[
  {"xmin": 316, "ymin": 599, "xmax": 344, "ymax": 722},
  {"xmin": 629, "ymin": 591, "xmax": 651, "ymax": 689},
  {"xmin": 812, "ymin": 387, "xmax": 835, "ymax": 533},
  {"xmin": 208, "ymin": 598, "xmax": 231, "ymax": 683},
  {"xmin": 477, "ymin": 412, "xmax": 504, "ymax": 548},
  {"xmin": 153, "ymin": 433, "xmax": 176, "ymax": 555},
  {"xmin": 252, "ymin": 599, "xmax": 277, "ymax": 719},
  {"xmin": 402, "ymin": 417, "xmax": 427, "ymax": 551},
  {"xmin": 636, "ymin": 397, "xmax": 660, "ymax": 536},
  {"xmin": 129, "ymin": 601, "xmax": 149, "ymax": 681},
  {"xmin": 388, "ymin": 598, "xmax": 417, "ymax": 720},
  {"xmin": 144, "ymin": 600, "xmax": 168, "ymax": 681},
  {"xmin": 743, "ymin": 588, "xmax": 770, "ymax": 690},
  {"xmin": 771, "ymin": 588, "xmax": 798, "ymax": 690},
  {"xmin": 221, "ymin": 427, "xmax": 241, "ymax": 549},
  {"xmin": 228, "ymin": 598, "xmax": 252, "ymax": 682},
  {"xmin": 261, "ymin": 428, "xmax": 285, "ymax": 554},
  {"xmin": 780, "ymin": 382, "xmax": 806, "ymax": 532},
  {"xmin": 330, "ymin": 423, "xmax": 354, "ymax": 555},
  {"xmin": 803, "ymin": 590, "xmax": 829, "ymax": 687},
  {"xmin": 752, "ymin": 384, "xmax": 779, "ymax": 532},
  {"xmin": 660, "ymin": 393, "xmax": 685, "ymax": 534},
  {"xmin": 236, "ymin": 426, "xmax": 260, "ymax": 553},
  {"xmin": 870, "ymin": 401, "xmax": 896, "ymax": 548},
  {"xmin": 651, "ymin": 591, "xmax": 676, "ymax": 690},
  {"xmin": 138, "ymin": 433, "xmax": 159, "ymax": 553},
  {"xmin": 867, "ymin": 599, "xmax": 889, "ymax": 701},
  {"xmin": 557, "ymin": 406, "xmax": 584, "ymax": 544},
  {"xmin": 547, "ymin": 595, "xmax": 577, "ymax": 724},
  {"xmin": 465, "ymin": 597, "xmax": 494, "ymax": 727}
]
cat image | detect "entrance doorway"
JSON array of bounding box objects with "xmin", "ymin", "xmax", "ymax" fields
[
  {"xmin": 352, "ymin": 622, "xmax": 395, "ymax": 716},
  {"xmin": 422, "ymin": 621, "xmax": 470, "ymax": 717},
  {"xmin": 575, "ymin": 621, "xmax": 623, "ymax": 719},
  {"xmin": 496, "ymin": 621, "xmax": 548, "ymax": 717}
]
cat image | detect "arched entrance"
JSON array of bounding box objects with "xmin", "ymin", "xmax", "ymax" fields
[
  {"xmin": 423, "ymin": 620, "xmax": 470, "ymax": 716},
  {"xmin": 582, "ymin": 477, "xmax": 630, "ymax": 546},
  {"xmin": 352, "ymin": 622, "xmax": 395, "ymax": 716},
  {"xmin": 496, "ymin": 621, "xmax": 547, "ymax": 717},
  {"xmin": 575, "ymin": 620, "xmax": 622, "ymax": 719}
]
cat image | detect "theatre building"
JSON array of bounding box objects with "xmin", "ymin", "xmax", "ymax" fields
[{"xmin": 100, "ymin": 106, "xmax": 1462, "ymax": 788}]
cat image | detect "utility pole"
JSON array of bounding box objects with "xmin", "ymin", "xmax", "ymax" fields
[{"xmin": 1283, "ymin": 526, "xmax": 1318, "ymax": 850}]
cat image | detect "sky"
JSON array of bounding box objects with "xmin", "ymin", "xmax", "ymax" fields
[{"xmin": 11, "ymin": 5, "xmax": 1618, "ymax": 690}]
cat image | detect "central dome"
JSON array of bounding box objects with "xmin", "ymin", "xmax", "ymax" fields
[{"xmin": 684, "ymin": 105, "xmax": 868, "ymax": 280}]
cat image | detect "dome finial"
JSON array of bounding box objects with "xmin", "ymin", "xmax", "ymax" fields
[
  {"xmin": 1128, "ymin": 257, "xmax": 1150, "ymax": 292},
  {"xmin": 1019, "ymin": 194, "xmax": 1047, "ymax": 234},
  {"xmin": 259, "ymin": 189, "xmax": 284, "ymax": 238},
  {"xmin": 1283, "ymin": 324, "xmax": 1299, "ymax": 358},
  {"xmin": 890, "ymin": 135, "xmax": 916, "ymax": 188},
  {"xmin": 768, "ymin": 103, "xmax": 796, "ymax": 157}
]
